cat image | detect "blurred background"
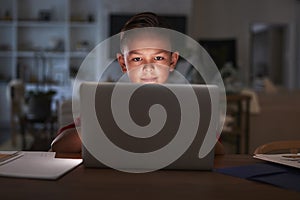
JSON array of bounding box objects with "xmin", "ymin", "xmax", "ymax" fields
[{"xmin": 0, "ymin": 0, "xmax": 299, "ymax": 154}]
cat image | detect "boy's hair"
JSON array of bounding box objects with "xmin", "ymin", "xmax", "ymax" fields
[
  {"xmin": 121, "ymin": 12, "xmax": 170, "ymax": 32},
  {"xmin": 119, "ymin": 12, "xmax": 172, "ymax": 53}
]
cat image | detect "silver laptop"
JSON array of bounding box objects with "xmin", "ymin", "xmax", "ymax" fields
[{"xmin": 80, "ymin": 82, "xmax": 219, "ymax": 171}]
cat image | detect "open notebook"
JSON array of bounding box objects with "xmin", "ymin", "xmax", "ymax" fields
[
  {"xmin": 0, "ymin": 151, "xmax": 82, "ymax": 180},
  {"xmin": 254, "ymin": 153, "xmax": 300, "ymax": 169}
]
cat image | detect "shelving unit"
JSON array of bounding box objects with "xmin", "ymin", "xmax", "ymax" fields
[{"xmin": 0, "ymin": 0, "xmax": 100, "ymax": 126}]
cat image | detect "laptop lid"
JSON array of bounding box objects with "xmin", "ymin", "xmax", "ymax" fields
[{"xmin": 80, "ymin": 82, "xmax": 219, "ymax": 172}]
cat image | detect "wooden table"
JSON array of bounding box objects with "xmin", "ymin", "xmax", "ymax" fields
[{"xmin": 0, "ymin": 154, "xmax": 299, "ymax": 200}]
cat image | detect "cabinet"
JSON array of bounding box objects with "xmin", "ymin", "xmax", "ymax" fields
[{"xmin": 0, "ymin": 0, "xmax": 100, "ymax": 126}]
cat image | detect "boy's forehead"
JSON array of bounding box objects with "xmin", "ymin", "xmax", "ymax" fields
[
  {"xmin": 127, "ymin": 48, "xmax": 171, "ymax": 55},
  {"xmin": 122, "ymin": 31, "xmax": 172, "ymax": 53}
]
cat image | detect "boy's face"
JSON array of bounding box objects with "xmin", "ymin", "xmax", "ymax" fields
[{"xmin": 117, "ymin": 32, "xmax": 179, "ymax": 84}]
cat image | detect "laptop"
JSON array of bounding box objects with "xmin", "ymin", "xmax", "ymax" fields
[{"xmin": 80, "ymin": 82, "xmax": 219, "ymax": 171}]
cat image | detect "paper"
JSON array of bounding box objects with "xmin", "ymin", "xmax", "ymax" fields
[
  {"xmin": 0, "ymin": 151, "xmax": 82, "ymax": 180},
  {"xmin": 0, "ymin": 151, "xmax": 23, "ymax": 166},
  {"xmin": 254, "ymin": 153, "xmax": 300, "ymax": 169}
]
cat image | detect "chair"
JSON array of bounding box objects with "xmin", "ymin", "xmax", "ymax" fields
[
  {"xmin": 21, "ymin": 91, "xmax": 56, "ymax": 149},
  {"xmin": 254, "ymin": 140, "xmax": 300, "ymax": 154},
  {"xmin": 221, "ymin": 93, "xmax": 251, "ymax": 154},
  {"xmin": 8, "ymin": 79, "xmax": 25, "ymax": 146}
]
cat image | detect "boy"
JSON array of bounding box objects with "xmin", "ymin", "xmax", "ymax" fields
[
  {"xmin": 51, "ymin": 12, "xmax": 224, "ymax": 154},
  {"xmin": 51, "ymin": 12, "xmax": 180, "ymax": 152}
]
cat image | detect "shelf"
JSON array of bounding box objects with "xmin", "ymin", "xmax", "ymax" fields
[
  {"xmin": 0, "ymin": 79, "xmax": 11, "ymax": 84},
  {"xmin": 69, "ymin": 51, "xmax": 89, "ymax": 58},
  {"xmin": 0, "ymin": 21, "xmax": 14, "ymax": 26},
  {"xmin": 26, "ymin": 83, "xmax": 68, "ymax": 88},
  {"xmin": 70, "ymin": 22, "xmax": 97, "ymax": 28},
  {"xmin": 17, "ymin": 51, "xmax": 66, "ymax": 58},
  {"xmin": 17, "ymin": 21, "xmax": 66, "ymax": 28},
  {"xmin": 0, "ymin": 51, "xmax": 13, "ymax": 57},
  {"xmin": 25, "ymin": 82, "xmax": 61, "ymax": 87},
  {"xmin": 0, "ymin": 0, "xmax": 100, "ymax": 126}
]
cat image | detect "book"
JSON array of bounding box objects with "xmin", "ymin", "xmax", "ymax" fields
[
  {"xmin": 0, "ymin": 151, "xmax": 23, "ymax": 166},
  {"xmin": 254, "ymin": 153, "xmax": 300, "ymax": 169},
  {"xmin": 0, "ymin": 151, "xmax": 82, "ymax": 180}
]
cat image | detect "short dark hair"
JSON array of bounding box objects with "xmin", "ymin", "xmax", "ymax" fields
[
  {"xmin": 120, "ymin": 12, "xmax": 172, "ymax": 53},
  {"xmin": 121, "ymin": 12, "xmax": 170, "ymax": 32}
]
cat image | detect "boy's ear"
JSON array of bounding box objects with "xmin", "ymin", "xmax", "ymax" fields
[
  {"xmin": 117, "ymin": 53, "xmax": 127, "ymax": 72},
  {"xmin": 169, "ymin": 52, "xmax": 179, "ymax": 72}
]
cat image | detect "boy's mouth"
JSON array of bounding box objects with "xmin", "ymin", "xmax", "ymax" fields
[{"xmin": 140, "ymin": 77, "xmax": 158, "ymax": 83}]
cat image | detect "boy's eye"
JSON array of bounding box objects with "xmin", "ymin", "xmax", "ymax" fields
[
  {"xmin": 154, "ymin": 56, "xmax": 164, "ymax": 61},
  {"xmin": 132, "ymin": 57, "xmax": 142, "ymax": 62}
]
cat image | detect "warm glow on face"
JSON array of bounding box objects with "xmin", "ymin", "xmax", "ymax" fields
[
  {"xmin": 125, "ymin": 48, "xmax": 173, "ymax": 83},
  {"xmin": 118, "ymin": 32, "xmax": 178, "ymax": 84}
]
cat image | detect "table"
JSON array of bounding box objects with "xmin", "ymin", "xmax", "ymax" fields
[{"xmin": 0, "ymin": 154, "xmax": 299, "ymax": 200}]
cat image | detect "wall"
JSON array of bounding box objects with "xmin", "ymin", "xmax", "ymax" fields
[
  {"xmin": 249, "ymin": 91, "xmax": 300, "ymax": 153},
  {"xmin": 86, "ymin": 0, "xmax": 193, "ymax": 82},
  {"xmin": 98, "ymin": 0, "xmax": 193, "ymax": 40},
  {"xmin": 190, "ymin": 0, "xmax": 299, "ymax": 89},
  {"xmin": 93, "ymin": 0, "xmax": 300, "ymax": 89}
]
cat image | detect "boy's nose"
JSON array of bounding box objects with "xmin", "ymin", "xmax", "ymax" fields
[{"xmin": 142, "ymin": 63, "xmax": 154, "ymax": 72}]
